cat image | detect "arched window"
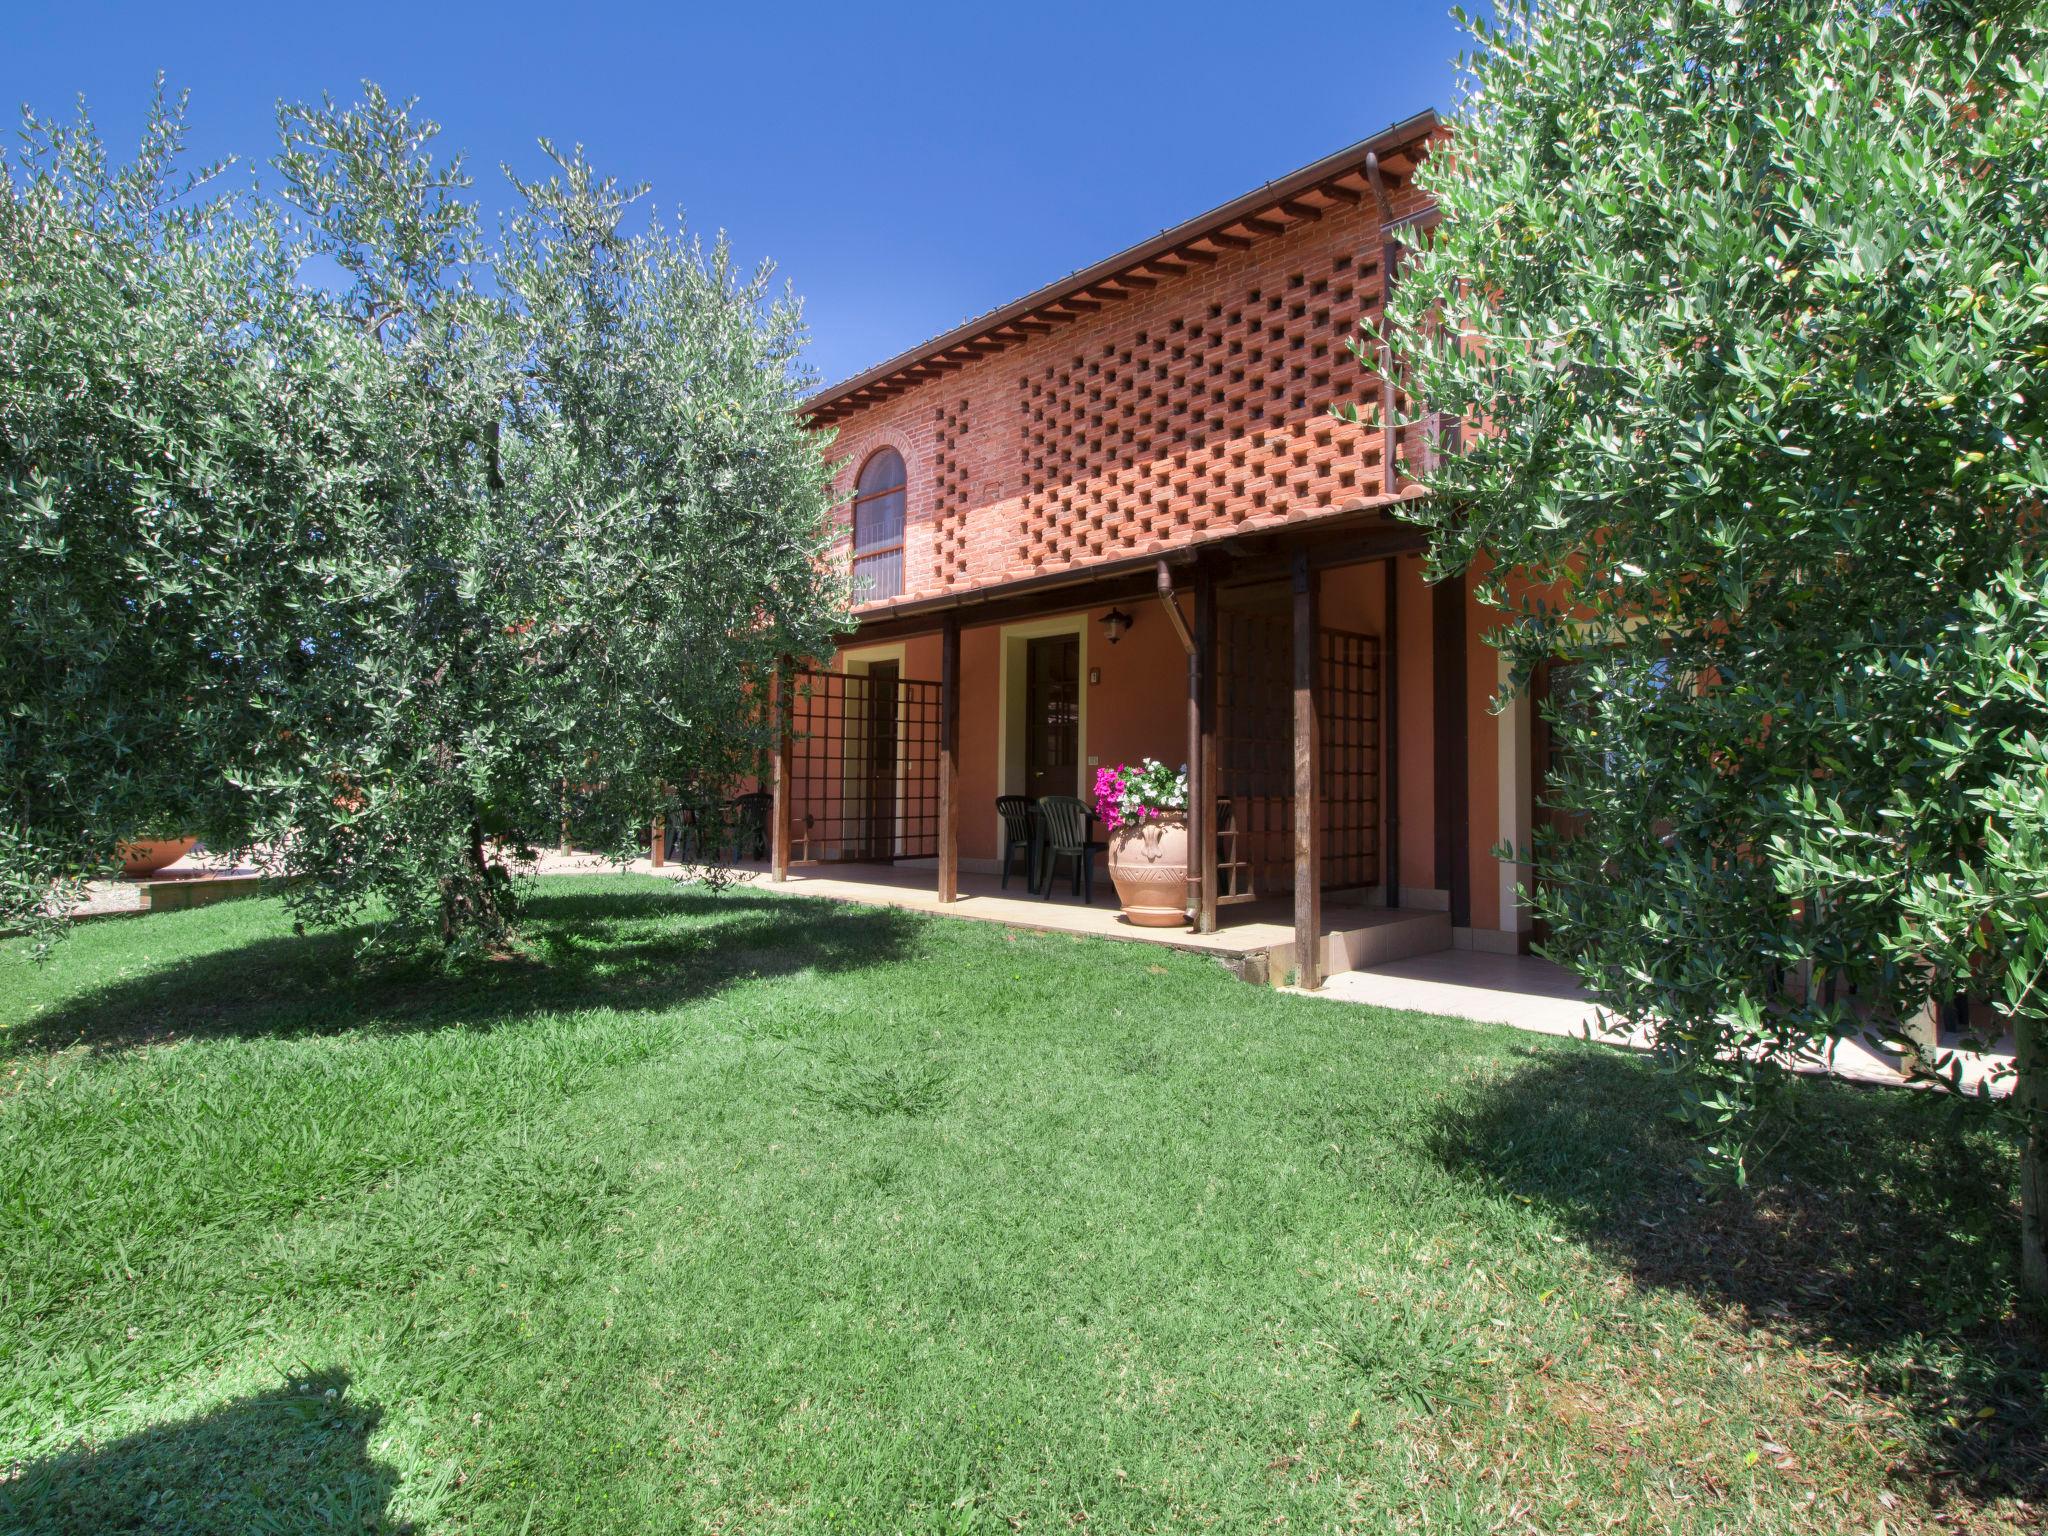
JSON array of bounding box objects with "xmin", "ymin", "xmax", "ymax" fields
[{"xmin": 851, "ymin": 448, "xmax": 906, "ymax": 601}]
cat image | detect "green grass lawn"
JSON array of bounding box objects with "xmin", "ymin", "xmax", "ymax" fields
[{"xmin": 1, "ymin": 875, "xmax": 2040, "ymax": 1534}]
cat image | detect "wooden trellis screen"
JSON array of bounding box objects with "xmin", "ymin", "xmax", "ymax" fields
[
  {"xmin": 1218, "ymin": 610, "xmax": 1295, "ymax": 895},
  {"xmin": 1318, "ymin": 628, "xmax": 1382, "ymax": 891},
  {"xmin": 1216, "ymin": 612, "xmax": 1381, "ymax": 894},
  {"xmin": 781, "ymin": 668, "xmax": 942, "ymax": 865}
]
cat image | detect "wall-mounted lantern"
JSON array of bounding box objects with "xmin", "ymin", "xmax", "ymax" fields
[{"xmin": 1098, "ymin": 606, "xmax": 1134, "ymax": 646}]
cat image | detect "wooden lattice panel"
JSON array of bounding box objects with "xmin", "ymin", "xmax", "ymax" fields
[
  {"xmin": 1318, "ymin": 629, "xmax": 1381, "ymax": 890},
  {"xmin": 1217, "ymin": 609, "xmax": 1298, "ymax": 894},
  {"xmin": 1215, "ymin": 610, "xmax": 1382, "ymax": 894},
  {"xmin": 783, "ymin": 669, "xmax": 942, "ymax": 864}
]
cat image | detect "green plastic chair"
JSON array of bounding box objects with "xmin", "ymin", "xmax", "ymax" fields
[
  {"xmin": 995, "ymin": 795, "xmax": 1036, "ymax": 890},
  {"xmin": 1035, "ymin": 794, "xmax": 1106, "ymax": 902},
  {"xmin": 726, "ymin": 791, "xmax": 772, "ymax": 860}
]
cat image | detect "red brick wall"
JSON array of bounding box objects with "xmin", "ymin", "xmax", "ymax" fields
[{"xmin": 820, "ymin": 181, "xmax": 1434, "ymax": 607}]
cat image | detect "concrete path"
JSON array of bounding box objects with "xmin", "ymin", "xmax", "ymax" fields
[{"xmin": 1303, "ymin": 951, "xmax": 2014, "ymax": 1095}]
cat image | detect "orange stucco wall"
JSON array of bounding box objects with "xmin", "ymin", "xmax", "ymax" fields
[
  {"xmin": 1086, "ymin": 610, "xmax": 1190, "ymax": 795},
  {"xmin": 958, "ymin": 626, "xmax": 1002, "ymax": 862}
]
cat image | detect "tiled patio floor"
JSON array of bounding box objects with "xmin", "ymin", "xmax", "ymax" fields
[{"xmin": 523, "ymin": 849, "xmax": 1444, "ymax": 977}]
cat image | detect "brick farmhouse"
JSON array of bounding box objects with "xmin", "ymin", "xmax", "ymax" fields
[{"xmin": 759, "ymin": 112, "xmax": 1540, "ymax": 986}]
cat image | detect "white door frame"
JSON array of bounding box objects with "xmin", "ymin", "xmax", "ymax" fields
[{"xmin": 994, "ymin": 616, "xmax": 1089, "ymax": 858}]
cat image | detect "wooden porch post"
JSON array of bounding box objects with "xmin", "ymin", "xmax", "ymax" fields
[
  {"xmin": 1292, "ymin": 550, "xmax": 1323, "ymax": 989},
  {"xmin": 1432, "ymin": 572, "xmax": 1471, "ymax": 929},
  {"xmin": 770, "ymin": 665, "xmax": 791, "ymax": 883},
  {"xmin": 938, "ymin": 614, "xmax": 961, "ymax": 903},
  {"xmin": 1192, "ymin": 562, "xmax": 1219, "ymax": 935},
  {"xmin": 1382, "ymin": 557, "xmax": 1401, "ymax": 909}
]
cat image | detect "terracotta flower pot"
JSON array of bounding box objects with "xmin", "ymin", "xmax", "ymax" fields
[
  {"xmin": 117, "ymin": 836, "xmax": 197, "ymax": 878},
  {"xmin": 1107, "ymin": 815, "xmax": 1189, "ymax": 928}
]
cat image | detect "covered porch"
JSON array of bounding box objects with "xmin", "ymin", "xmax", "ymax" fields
[{"xmin": 724, "ymin": 502, "xmax": 1519, "ymax": 988}]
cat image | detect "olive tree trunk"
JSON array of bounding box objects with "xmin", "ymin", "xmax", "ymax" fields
[{"xmin": 2021, "ymin": 1019, "xmax": 2047, "ymax": 1305}]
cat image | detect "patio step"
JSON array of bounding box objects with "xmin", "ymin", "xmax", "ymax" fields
[{"xmin": 1268, "ymin": 907, "xmax": 1453, "ymax": 985}]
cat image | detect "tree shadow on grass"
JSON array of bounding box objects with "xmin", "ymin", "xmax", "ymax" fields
[
  {"xmin": 1429, "ymin": 1044, "xmax": 2047, "ymax": 1505},
  {"xmin": 0, "ymin": 1369, "xmax": 399, "ymax": 1535},
  {"xmin": 8, "ymin": 883, "xmax": 925, "ymax": 1062}
]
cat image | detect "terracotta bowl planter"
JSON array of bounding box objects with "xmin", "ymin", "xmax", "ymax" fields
[
  {"xmin": 117, "ymin": 836, "xmax": 197, "ymax": 878},
  {"xmin": 1107, "ymin": 815, "xmax": 1190, "ymax": 928}
]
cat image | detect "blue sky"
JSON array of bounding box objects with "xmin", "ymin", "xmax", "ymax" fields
[{"xmin": 3, "ymin": 1, "xmax": 1469, "ymax": 390}]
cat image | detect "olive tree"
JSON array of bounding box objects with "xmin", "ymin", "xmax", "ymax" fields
[
  {"xmin": 1, "ymin": 88, "xmax": 361, "ymax": 943},
  {"xmin": 252, "ymin": 89, "xmax": 844, "ymax": 947},
  {"xmin": 2, "ymin": 86, "xmax": 846, "ymax": 950},
  {"xmin": 1387, "ymin": 0, "xmax": 2048, "ymax": 1294}
]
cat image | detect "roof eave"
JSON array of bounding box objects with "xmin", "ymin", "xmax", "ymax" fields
[{"xmin": 803, "ymin": 110, "xmax": 1443, "ymax": 425}]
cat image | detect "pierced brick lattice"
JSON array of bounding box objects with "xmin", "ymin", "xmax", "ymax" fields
[
  {"xmin": 1016, "ymin": 252, "xmax": 1392, "ymax": 574},
  {"xmin": 931, "ymin": 399, "xmax": 974, "ymax": 589}
]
